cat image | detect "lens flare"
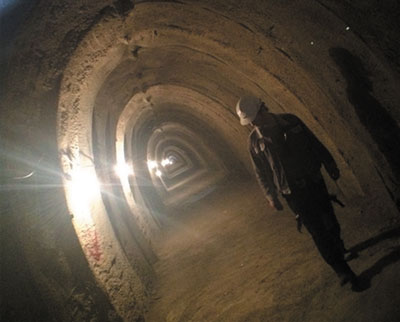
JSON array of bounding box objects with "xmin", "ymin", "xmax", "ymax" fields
[
  {"xmin": 65, "ymin": 166, "xmax": 101, "ymax": 225},
  {"xmin": 147, "ymin": 160, "xmax": 158, "ymax": 170},
  {"xmin": 69, "ymin": 167, "xmax": 100, "ymax": 200},
  {"xmin": 161, "ymin": 158, "xmax": 173, "ymax": 167},
  {"xmin": 114, "ymin": 163, "xmax": 134, "ymax": 178}
]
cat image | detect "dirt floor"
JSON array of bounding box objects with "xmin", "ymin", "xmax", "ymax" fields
[{"xmin": 145, "ymin": 179, "xmax": 400, "ymax": 322}]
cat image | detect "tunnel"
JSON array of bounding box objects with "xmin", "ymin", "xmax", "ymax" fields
[{"xmin": 1, "ymin": 1, "xmax": 400, "ymax": 321}]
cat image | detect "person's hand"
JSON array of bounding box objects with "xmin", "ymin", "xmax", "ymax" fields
[
  {"xmin": 268, "ymin": 197, "xmax": 283, "ymax": 211},
  {"xmin": 330, "ymin": 167, "xmax": 340, "ymax": 181}
]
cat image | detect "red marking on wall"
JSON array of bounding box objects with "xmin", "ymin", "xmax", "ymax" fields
[{"xmin": 82, "ymin": 225, "xmax": 103, "ymax": 262}]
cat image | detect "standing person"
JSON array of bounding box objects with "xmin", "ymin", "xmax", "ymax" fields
[{"xmin": 236, "ymin": 95, "xmax": 360, "ymax": 291}]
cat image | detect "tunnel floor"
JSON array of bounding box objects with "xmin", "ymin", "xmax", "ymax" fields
[{"xmin": 145, "ymin": 179, "xmax": 400, "ymax": 321}]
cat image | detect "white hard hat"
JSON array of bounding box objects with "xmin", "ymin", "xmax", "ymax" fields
[{"xmin": 236, "ymin": 95, "xmax": 262, "ymax": 125}]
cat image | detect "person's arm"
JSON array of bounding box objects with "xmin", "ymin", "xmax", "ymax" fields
[
  {"xmin": 300, "ymin": 119, "xmax": 340, "ymax": 180},
  {"xmin": 249, "ymin": 142, "xmax": 283, "ymax": 210}
]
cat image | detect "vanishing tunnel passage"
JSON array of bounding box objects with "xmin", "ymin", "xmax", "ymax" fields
[{"xmin": 2, "ymin": 1, "xmax": 400, "ymax": 321}]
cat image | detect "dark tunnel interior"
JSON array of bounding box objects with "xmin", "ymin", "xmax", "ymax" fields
[{"xmin": 1, "ymin": 1, "xmax": 400, "ymax": 321}]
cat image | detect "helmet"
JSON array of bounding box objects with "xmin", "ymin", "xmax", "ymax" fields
[{"xmin": 236, "ymin": 95, "xmax": 262, "ymax": 125}]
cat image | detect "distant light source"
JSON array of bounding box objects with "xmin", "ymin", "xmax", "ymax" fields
[
  {"xmin": 147, "ymin": 160, "xmax": 158, "ymax": 170},
  {"xmin": 161, "ymin": 158, "xmax": 173, "ymax": 167},
  {"xmin": 155, "ymin": 170, "xmax": 162, "ymax": 177},
  {"xmin": 114, "ymin": 163, "xmax": 134, "ymax": 178}
]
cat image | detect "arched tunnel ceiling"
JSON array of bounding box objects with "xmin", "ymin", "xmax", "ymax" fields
[
  {"xmin": 1, "ymin": 1, "xmax": 400, "ymax": 321},
  {"xmin": 59, "ymin": 0, "xmax": 385, "ymax": 212}
]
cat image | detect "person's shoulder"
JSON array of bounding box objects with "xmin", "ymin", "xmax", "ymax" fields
[{"xmin": 278, "ymin": 113, "xmax": 302, "ymax": 124}]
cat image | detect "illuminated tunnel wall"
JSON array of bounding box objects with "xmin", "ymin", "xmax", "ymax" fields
[{"xmin": 1, "ymin": 1, "xmax": 399, "ymax": 321}]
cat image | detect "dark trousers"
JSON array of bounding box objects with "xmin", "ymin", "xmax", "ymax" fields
[{"xmin": 282, "ymin": 174, "xmax": 352, "ymax": 276}]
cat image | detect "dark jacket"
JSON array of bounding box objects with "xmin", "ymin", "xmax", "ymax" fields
[{"xmin": 249, "ymin": 113, "xmax": 337, "ymax": 201}]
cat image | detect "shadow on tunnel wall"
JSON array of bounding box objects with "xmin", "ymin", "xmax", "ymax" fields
[{"xmin": 329, "ymin": 47, "xmax": 400, "ymax": 207}]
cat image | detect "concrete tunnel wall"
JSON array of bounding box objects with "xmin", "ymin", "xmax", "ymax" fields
[{"xmin": 1, "ymin": 1, "xmax": 400, "ymax": 321}]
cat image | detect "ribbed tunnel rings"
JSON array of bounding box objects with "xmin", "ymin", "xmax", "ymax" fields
[{"xmin": 55, "ymin": 2, "xmax": 380, "ymax": 320}]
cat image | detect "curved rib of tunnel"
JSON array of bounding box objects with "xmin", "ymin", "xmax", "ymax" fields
[{"xmin": 2, "ymin": 1, "xmax": 400, "ymax": 321}]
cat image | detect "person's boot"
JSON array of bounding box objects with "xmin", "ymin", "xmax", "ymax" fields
[
  {"xmin": 335, "ymin": 262, "xmax": 360, "ymax": 290},
  {"xmin": 338, "ymin": 269, "xmax": 357, "ymax": 286}
]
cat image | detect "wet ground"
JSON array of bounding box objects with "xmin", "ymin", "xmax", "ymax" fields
[{"xmin": 145, "ymin": 179, "xmax": 400, "ymax": 322}]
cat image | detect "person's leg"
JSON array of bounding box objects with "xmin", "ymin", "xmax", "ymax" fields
[
  {"xmin": 322, "ymin": 212, "xmax": 346, "ymax": 253},
  {"xmin": 301, "ymin": 216, "xmax": 341, "ymax": 267},
  {"xmin": 310, "ymin": 177, "xmax": 349, "ymax": 255},
  {"xmin": 301, "ymin": 214, "xmax": 359, "ymax": 289},
  {"xmin": 285, "ymin": 178, "xmax": 360, "ymax": 289}
]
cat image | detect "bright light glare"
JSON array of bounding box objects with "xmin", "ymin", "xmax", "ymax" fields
[
  {"xmin": 68, "ymin": 167, "xmax": 100, "ymax": 205},
  {"xmin": 161, "ymin": 158, "xmax": 173, "ymax": 167},
  {"xmin": 114, "ymin": 163, "xmax": 134, "ymax": 178},
  {"xmin": 147, "ymin": 160, "xmax": 158, "ymax": 170},
  {"xmin": 155, "ymin": 170, "xmax": 162, "ymax": 177},
  {"xmin": 64, "ymin": 166, "xmax": 101, "ymax": 227}
]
